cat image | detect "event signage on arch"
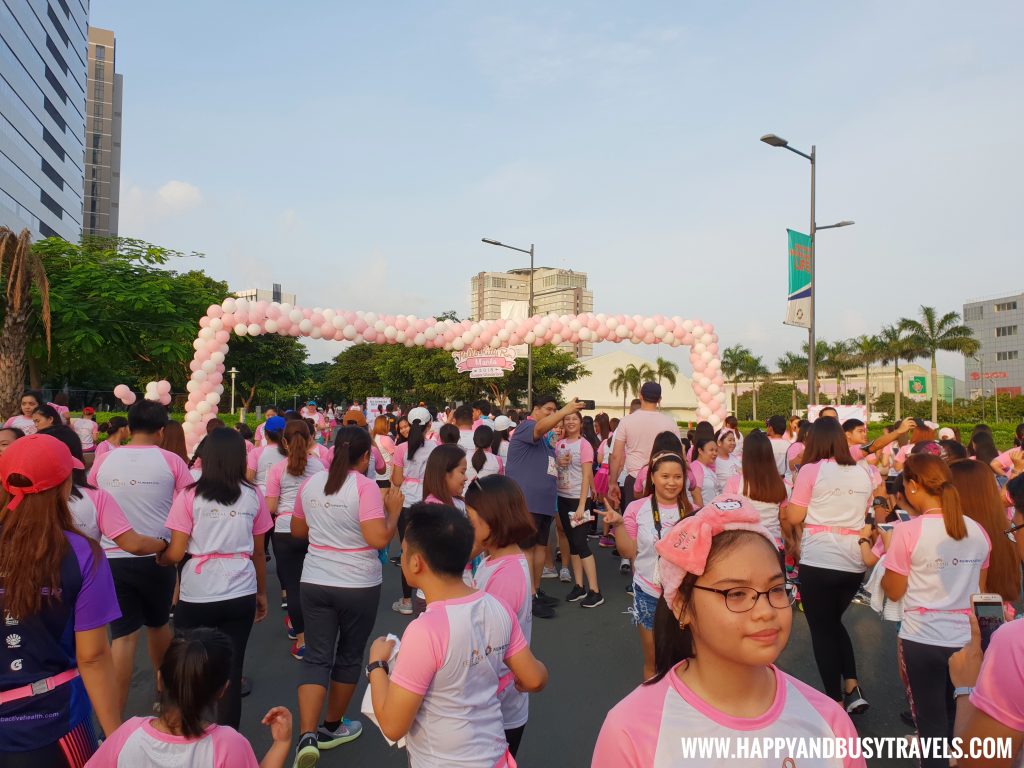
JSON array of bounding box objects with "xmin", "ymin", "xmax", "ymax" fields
[{"xmin": 181, "ymin": 298, "xmax": 729, "ymax": 450}]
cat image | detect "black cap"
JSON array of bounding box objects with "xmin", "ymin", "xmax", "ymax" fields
[{"xmin": 640, "ymin": 381, "xmax": 662, "ymax": 402}]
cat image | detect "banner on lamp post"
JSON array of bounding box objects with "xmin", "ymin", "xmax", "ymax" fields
[{"xmin": 785, "ymin": 229, "xmax": 812, "ymax": 329}]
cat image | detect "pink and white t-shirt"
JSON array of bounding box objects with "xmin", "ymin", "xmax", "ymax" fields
[
  {"xmin": 768, "ymin": 436, "xmax": 791, "ymax": 476},
  {"xmin": 87, "ymin": 716, "xmax": 258, "ymax": 767},
  {"xmin": 71, "ymin": 418, "xmax": 99, "ymax": 450},
  {"xmin": 688, "ymin": 461, "xmax": 719, "ymax": 505},
  {"xmin": 390, "ymin": 591, "xmax": 526, "ymax": 768},
  {"xmin": 265, "ymin": 457, "xmax": 325, "ymax": 534},
  {"xmin": 165, "ymin": 486, "xmax": 272, "ymax": 603},
  {"xmin": 556, "ymin": 437, "xmax": 594, "ymax": 499},
  {"xmin": 474, "ymin": 553, "xmax": 533, "ymax": 729},
  {"xmin": 790, "ymin": 459, "xmax": 873, "ymax": 573},
  {"xmin": 465, "ymin": 451, "xmax": 504, "ymax": 491},
  {"xmin": 724, "ymin": 473, "xmax": 790, "ymax": 544},
  {"xmin": 294, "ymin": 471, "xmax": 385, "ymax": 589},
  {"xmin": 392, "ymin": 440, "xmax": 438, "ymax": 507},
  {"xmin": 592, "ymin": 663, "xmax": 865, "ymax": 768},
  {"xmin": 69, "ymin": 486, "xmax": 132, "ymax": 546},
  {"xmin": 88, "ymin": 445, "xmax": 192, "ymax": 558},
  {"xmin": 246, "ymin": 445, "xmax": 286, "ymax": 492},
  {"xmin": 969, "ymin": 619, "xmax": 1024, "ymax": 751},
  {"xmin": 993, "ymin": 450, "xmax": 1015, "ymax": 475},
  {"xmin": 94, "ymin": 439, "xmax": 119, "ymax": 460},
  {"xmin": 786, "ymin": 441, "xmax": 805, "ymax": 476},
  {"xmin": 3, "ymin": 414, "xmax": 35, "ymax": 435},
  {"xmin": 623, "ymin": 498, "xmax": 685, "ymax": 597},
  {"xmin": 714, "ymin": 454, "xmax": 742, "ymax": 491},
  {"xmin": 884, "ymin": 513, "xmax": 991, "ymax": 646}
]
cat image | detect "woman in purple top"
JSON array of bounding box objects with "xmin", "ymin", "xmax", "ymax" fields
[{"xmin": 0, "ymin": 434, "xmax": 122, "ymax": 766}]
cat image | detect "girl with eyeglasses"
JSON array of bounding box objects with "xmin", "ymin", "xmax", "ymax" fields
[{"xmin": 593, "ymin": 496, "xmax": 862, "ymax": 768}]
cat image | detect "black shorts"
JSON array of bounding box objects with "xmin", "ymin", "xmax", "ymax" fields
[
  {"xmin": 109, "ymin": 556, "xmax": 177, "ymax": 639},
  {"xmin": 530, "ymin": 513, "xmax": 554, "ymax": 548}
]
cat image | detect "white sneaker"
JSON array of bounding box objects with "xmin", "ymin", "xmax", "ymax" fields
[
  {"xmin": 559, "ymin": 567, "xmax": 572, "ymax": 583},
  {"xmin": 391, "ymin": 599, "xmax": 412, "ymax": 615},
  {"xmin": 541, "ymin": 566, "xmax": 558, "ymax": 579},
  {"xmin": 619, "ymin": 558, "xmax": 631, "ymax": 574}
]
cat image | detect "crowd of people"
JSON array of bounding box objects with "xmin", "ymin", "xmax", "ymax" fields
[{"xmin": 1, "ymin": 385, "xmax": 1023, "ymax": 767}]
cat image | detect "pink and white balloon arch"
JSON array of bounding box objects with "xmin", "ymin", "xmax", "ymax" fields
[{"xmin": 182, "ymin": 298, "xmax": 728, "ymax": 449}]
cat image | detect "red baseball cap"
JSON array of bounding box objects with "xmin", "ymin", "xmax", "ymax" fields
[
  {"xmin": 0, "ymin": 433, "xmax": 83, "ymax": 510},
  {"xmin": 82, "ymin": 406, "xmax": 95, "ymax": 415}
]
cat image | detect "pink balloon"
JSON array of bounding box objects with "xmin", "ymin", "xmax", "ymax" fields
[
  {"xmin": 215, "ymin": 330, "xmax": 230, "ymax": 344},
  {"xmin": 311, "ymin": 312, "xmax": 324, "ymax": 326},
  {"xmin": 159, "ymin": 393, "xmax": 172, "ymax": 406},
  {"xmin": 207, "ymin": 305, "xmax": 223, "ymax": 318},
  {"xmin": 199, "ymin": 316, "xmax": 211, "ymax": 328},
  {"xmin": 189, "ymin": 360, "xmax": 201, "ymax": 372},
  {"xmin": 266, "ymin": 304, "xmax": 281, "ymax": 319},
  {"xmin": 320, "ymin": 323, "xmax": 334, "ymax": 337},
  {"xmin": 220, "ymin": 313, "xmax": 235, "ymax": 327},
  {"xmin": 113, "ymin": 384, "xmax": 130, "ymax": 398},
  {"xmin": 700, "ymin": 392, "xmax": 713, "ymax": 404},
  {"xmin": 395, "ymin": 317, "xmax": 409, "ymax": 331},
  {"xmin": 157, "ymin": 380, "xmax": 171, "ymax": 394},
  {"xmin": 643, "ymin": 332, "xmax": 656, "ymax": 344},
  {"xmin": 123, "ymin": 392, "xmax": 136, "ymax": 405}
]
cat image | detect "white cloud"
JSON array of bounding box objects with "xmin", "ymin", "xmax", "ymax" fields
[
  {"xmin": 155, "ymin": 180, "xmax": 202, "ymax": 212},
  {"xmin": 118, "ymin": 178, "xmax": 204, "ymax": 238}
]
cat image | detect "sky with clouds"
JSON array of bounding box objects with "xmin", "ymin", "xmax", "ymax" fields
[{"xmin": 90, "ymin": 1, "xmax": 1024, "ymax": 375}]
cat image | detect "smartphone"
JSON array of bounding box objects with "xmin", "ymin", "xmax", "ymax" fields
[
  {"xmin": 895, "ymin": 510, "xmax": 911, "ymax": 522},
  {"xmin": 577, "ymin": 399, "xmax": 596, "ymax": 410},
  {"xmin": 878, "ymin": 523, "xmax": 894, "ymax": 533},
  {"xmin": 972, "ymin": 593, "xmax": 1005, "ymax": 651},
  {"xmin": 864, "ymin": 512, "xmax": 875, "ymax": 527}
]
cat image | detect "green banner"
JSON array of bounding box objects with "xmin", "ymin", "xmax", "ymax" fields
[{"xmin": 785, "ymin": 230, "xmax": 812, "ymax": 328}]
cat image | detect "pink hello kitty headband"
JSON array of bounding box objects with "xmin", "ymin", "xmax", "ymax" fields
[{"xmin": 654, "ymin": 494, "xmax": 776, "ymax": 607}]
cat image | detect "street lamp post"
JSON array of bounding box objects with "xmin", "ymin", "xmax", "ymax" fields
[
  {"xmin": 482, "ymin": 238, "xmax": 535, "ymax": 411},
  {"xmin": 973, "ymin": 355, "xmax": 986, "ymax": 422},
  {"xmin": 761, "ymin": 134, "xmax": 853, "ymax": 407},
  {"xmin": 228, "ymin": 367, "xmax": 239, "ymax": 416}
]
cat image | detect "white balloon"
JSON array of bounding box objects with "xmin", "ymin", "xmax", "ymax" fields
[
  {"xmin": 323, "ymin": 309, "xmax": 335, "ymax": 322},
  {"xmin": 196, "ymin": 401, "xmax": 211, "ymax": 415},
  {"xmin": 332, "ymin": 315, "xmax": 345, "ymax": 329},
  {"xmin": 192, "ymin": 370, "xmax": 207, "ymax": 383},
  {"xmin": 264, "ymin": 319, "xmax": 279, "ymax": 333},
  {"xmin": 205, "ymin": 392, "xmax": 220, "ymax": 404},
  {"xmin": 374, "ymin": 320, "xmax": 386, "ymax": 332},
  {"xmin": 278, "ymin": 303, "xmax": 292, "ymax": 315},
  {"xmin": 310, "ymin": 326, "xmax": 322, "ymax": 339},
  {"xmin": 615, "ymin": 324, "xmax": 629, "ymax": 337},
  {"xmin": 209, "ymin": 318, "xmax": 224, "ymax": 331},
  {"xmin": 186, "ymin": 380, "xmax": 199, "ymax": 393},
  {"xmin": 551, "ymin": 333, "xmax": 563, "ymax": 345},
  {"xmin": 694, "ymin": 343, "xmax": 707, "ymax": 355},
  {"xmin": 221, "ymin": 298, "xmax": 236, "ymax": 313},
  {"xmin": 198, "ymin": 327, "xmax": 214, "ymax": 340},
  {"xmin": 700, "ymin": 351, "xmax": 712, "ymax": 363},
  {"xmin": 214, "ymin": 384, "xmax": 224, "ymax": 395},
  {"xmin": 298, "ymin": 319, "xmax": 313, "ymax": 334},
  {"xmin": 234, "ymin": 323, "xmax": 248, "ymax": 337},
  {"xmin": 683, "ymin": 320, "xmax": 694, "ymax": 331},
  {"xmin": 185, "ymin": 411, "xmax": 202, "ymax": 423},
  {"xmin": 451, "ymin": 338, "xmax": 465, "ymax": 351},
  {"xmin": 233, "ymin": 297, "xmax": 248, "ymax": 313},
  {"xmin": 414, "ymin": 333, "xmax": 426, "ymax": 346},
  {"xmin": 201, "ymin": 360, "xmax": 216, "ymax": 373},
  {"xmin": 424, "ymin": 327, "xmax": 437, "ymax": 341},
  {"xmin": 289, "ymin": 309, "xmax": 304, "ymax": 323},
  {"xmin": 642, "ymin": 318, "xmax": 656, "ymax": 332},
  {"xmin": 395, "ymin": 330, "xmax": 407, "ymax": 343},
  {"xmin": 247, "ymin": 323, "xmax": 261, "ymax": 336}
]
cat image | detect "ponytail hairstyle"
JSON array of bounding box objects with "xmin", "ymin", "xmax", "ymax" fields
[
  {"xmin": 265, "ymin": 421, "xmax": 287, "ymax": 457},
  {"xmin": 472, "ymin": 426, "xmax": 494, "ymax": 473},
  {"xmin": 324, "ymin": 426, "xmax": 372, "ymax": 495},
  {"xmin": 158, "ymin": 629, "xmax": 233, "ymax": 738},
  {"xmin": 903, "ymin": 453, "xmax": 967, "ymax": 540},
  {"xmin": 642, "ymin": 452, "xmax": 692, "ymax": 519},
  {"xmin": 407, "ymin": 419, "xmax": 427, "ymax": 461},
  {"xmin": 43, "ymin": 426, "xmax": 93, "ymax": 499},
  {"xmin": 284, "ymin": 420, "xmax": 311, "ymax": 476},
  {"xmin": 102, "ymin": 416, "xmax": 128, "ymax": 437},
  {"xmin": 646, "ymin": 530, "xmax": 781, "ymax": 684},
  {"xmin": 422, "ymin": 444, "xmax": 466, "ymax": 505}
]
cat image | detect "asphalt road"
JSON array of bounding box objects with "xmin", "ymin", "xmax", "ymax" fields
[{"xmin": 125, "ymin": 546, "xmax": 919, "ymax": 767}]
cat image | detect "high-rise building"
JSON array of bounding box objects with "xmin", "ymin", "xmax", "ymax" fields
[
  {"xmin": 470, "ymin": 268, "xmax": 594, "ymax": 357},
  {"xmin": 1, "ymin": 0, "xmax": 88, "ymax": 240},
  {"xmin": 963, "ymin": 291, "xmax": 1024, "ymax": 398},
  {"xmin": 83, "ymin": 26, "xmax": 121, "ymax": 237}
]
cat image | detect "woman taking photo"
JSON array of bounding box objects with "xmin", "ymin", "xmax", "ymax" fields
[
  {"xmin": 783, "ymin": 417, "xmax": 872, "ymax": 714},
  {"xmin": 266, "ymin": 420, "xmax": 326, "ymax": 659},
  {"xmin": 0, "ymin": 434, "xmax": 121, "ymax": 765},
  {"xmin": 290, "ymin": 427, "xmax": 403, "ymax": 764},
  {"xmin": 881, "ymin": 454, "xmax": 991, "ymax": 767},
  {"xmin": 556, "ymin": 411, "xmax": 602, "ymax": 607},
  {"xmin": 603, "ymin": 452, "xmax": 692, "ymax": 680}
]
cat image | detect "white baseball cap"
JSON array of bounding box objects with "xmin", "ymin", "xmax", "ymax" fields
[
  {"xmin": 938, "ymin": 427, "xmax": 955, "ymax": 440},
  {"xmin": 493, "ymin": 415, "xmax": 516, "ymax": 431},
  {"xmin": 408, "ymin": 407, "xmax": 432, "ymax": 426}
]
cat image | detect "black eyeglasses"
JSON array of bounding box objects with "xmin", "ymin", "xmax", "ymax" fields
[{"xmin": 691, "ymin": 582, "xmax": 797, "ymax": 613}]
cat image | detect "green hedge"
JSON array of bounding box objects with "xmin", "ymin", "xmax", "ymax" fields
[
  {"xmin": 728, "ymin": 421, "xmax": 1017, "ymax": 451},
  {"xmin": 73, "ymin": 411, "xmax": 262, "ymax": 429}
]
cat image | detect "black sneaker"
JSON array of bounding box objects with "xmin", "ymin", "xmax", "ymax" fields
[
  {"xmin": 534, "ymin": 589, "xmax": 559, "ymax": 607},
  {"xmin": 294, "ymin": 732, "xmax": 320, "ymax": 768},
  {"xmin": 532, "ymin": 601, "xmax": 555, "ymax": 619},
  {"xmin": 625, "ymin": 582, "xmax": 634, "ymax": 595},
  {"xmin": 566, "ymin": 584, "xmax": 587, "ymax": 602},
  {"xmin": 389, "ymin": 555, "xmax": 401, "ymax": 566},
  {"xmin": 581, "ymin": 590, "xmax": 605, "ymax": 608},
  {"xmin": 844, "ymin": 685, "xmax": 869, "ymax": 715},
  {"xmin": 239, "ymin": 676, "xmax": 252, "ymax": 698}
]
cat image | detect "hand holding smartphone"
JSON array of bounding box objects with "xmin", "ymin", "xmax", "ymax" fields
[{"xmin": 971, "ymin": 593, "xmax": 1005, "ymax": 651}]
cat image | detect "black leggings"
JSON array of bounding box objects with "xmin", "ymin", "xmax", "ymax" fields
[
  {"xmin": 299, "ymin": 583, "xmax": 382, "ymax": 687},
  {"xmin": 556, "ymin": 496, "xmax": 592, "ymax": 560},
  {"xmin": 272, "ymin": 532, "xmax": 308, "ymax": 633},
  {"xmin": 505, "ymin": 724, "xmax": 526, "ymax": 758},
  {"xmin": 900, "ymin": 638, "xmax": 957, "ymax": 768},
  {"xmin": 174, "ymin": 594, "xmax": 256, "ymax": 729},
  {"xmin": 797, "ymin": 564, "xmax": 863, "ymax": 700},
  {"xmin": 398, "ymin": 508, "xmax": 413, "ymax": 600}
]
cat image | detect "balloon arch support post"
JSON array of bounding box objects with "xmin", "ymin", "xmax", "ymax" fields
[{"xmin": 182, "ymin": 298, "xmax": 729, "ymax": 451}]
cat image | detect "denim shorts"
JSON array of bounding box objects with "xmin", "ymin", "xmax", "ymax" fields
[{"xmin": 630, "ymin": 584, "xmax": 659, "ymax": 630}]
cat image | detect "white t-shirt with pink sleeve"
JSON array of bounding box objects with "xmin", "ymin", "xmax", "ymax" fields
[
  {"xmin": 71, "ymin": 418, "xmax": 99, "ymax": 450},
  {"xmin": 592, "ymin": 663, "xmax": 865, "ymax": 768},
  {"xmin": 389, "ymin": 591, "xmax": 526, "ymax": 768},
  {"xmin": 723, "ymin": 473, "xmax": 790, "ymax": 545},
  {"xmin": 970, "ymin": 619, "xmax": 1024, "ymax": 745},
  {"xmin": 556, "ymin": 437, "xmax": 594, "ymax": 499},
  {"xmin": 88, "ymin": 445, "xmax": 193, "ymax": 558},
  {"xmin": 265, "ymin": 457, "xmax": 325, "ymax": 534},
  {"xmin": 474, "ymin": 553, "xmax": 533, "ymax": 729},
  {"xmin": 293, "ymin": 471, "xmax": 385, "ymax": 589},
  {"xmin": 714, "ymin": 454, "xmax": 742, "ymax": 491},
  {"xmin": 688, "ymin": 461, "xmax": 718, "ymax": 505},
  {"xmin": 884, "ymin": 513, "xmax": 991, "ymax": 646},
  {"xmin": 87, "ymin": 716, "xmax": 258, "ymax": 767},
  {"xmin": 465, "ymin": 451, "xmax": 504, "ymax": 491},
  {"xmin": 69, "ymin": 486, "xmax": 132, "ymax": 546},
  {"xmin": 790, "ymin": 459, "xmax": 872, "ymax": 573},
  {"xmin": 165, "ymin": 486, "xmax": 272, "ymax": 603},
  {"xmin": 3, "ymin": 414, "xmax": 36, "ymax": 434},
  {"xmin": 392, "ymin": 440, "xmax": 438, "ymax": 507},
  {"xmin": 623, "ymin": 497, "xmax": 684, "ymax": 597},
  {"xmin": 246, "ymin": 445, "xmax": 286, "ymax": 492}
]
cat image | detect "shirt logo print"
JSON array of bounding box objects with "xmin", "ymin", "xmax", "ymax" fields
[
  {"xmin": 6, "ymin": 634, "xmax": 21, "ymax": 649},
  {"xmin": 3, "ymin": 613, "xmax": 17, "ymax": 626},
  {"xmin": 10, "ymin": 659, "xmax": 22, "ymax": 671}
]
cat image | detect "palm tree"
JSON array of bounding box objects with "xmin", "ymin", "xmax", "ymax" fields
[
  {"xmin": 850, "ymin": 335, "xmax": 883, "ymax": 420},
  {"xmin": 654, "ymin": 356, "xmax": 679, "ymax": 387},
  {"xmin": 776, "ymin": 351, "xmax": 807, "ymax": 416},
  {"xmin": 878, "ymin": 323, "xmax": 912, "ymax": 421},
  {"xmin": 721, "ymin": 344, "xmax": 752, "ymax": 415},
  {"xmin": 800, "ymin": 339, "xmax": 830, "ymax": 403},
  {"xmin": 0, "ymin": 228, "xmax": 51, "ymax": 417},
  {"xmin": 900, "ymin": 306, "xmax": 980, "ymax": 422},
  {"xmin": 740, "ymin": 355, "xmax": 769, "ymax": 420},
  {"xmin": 609, "ymin": 363, "xmax": 656, "ymax": 415},
  {"xmin": 824, "ymin": 340, "xmax": 854, "ymax": 402}
]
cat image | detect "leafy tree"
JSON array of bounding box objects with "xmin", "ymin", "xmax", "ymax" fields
[
  {"xmin": 850, "ymin": 335, "xmax": 883, "ymax": 420},
  {"xmin": 878, "ymin": 323, "xmax": 914, "ymax": 421},
  {"xmin": 799, "ymin": 340, "xmax": 830, "ymax": 403},
  {"xmin": 0, "ymin": 227, "xmax": 50, "ymax": 416},
  {"xmin": 736, "ymin": 382, "xmax": 802, "ymax": 422},
  {"xmin": 487, "ymin": 345, "xmax": 588, "ymax": 408},
  {"xmin": 654, "ymin": 357, "xmax": 679, "ymax": 387},
  {"xmin": 224, "ymin": 334, "xmax": 308, "ymax": 410},
  {"xmin": 900, "ymin": 306, "xmax": 979, "ymax": 422},
  {"xmin": 609, "ymin": 363, "xmax": 655, "ymax": 415},
  {"xmin": 721, "ymin": 344, "xmax": 752, "ymax": 415},
  {"xmin": 776, "ymin": 351, "xmax": 807, "ymax": 415},
  {"xmin": 739, "ymin": 355, "xmax": 769, "ymax": 420}
]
